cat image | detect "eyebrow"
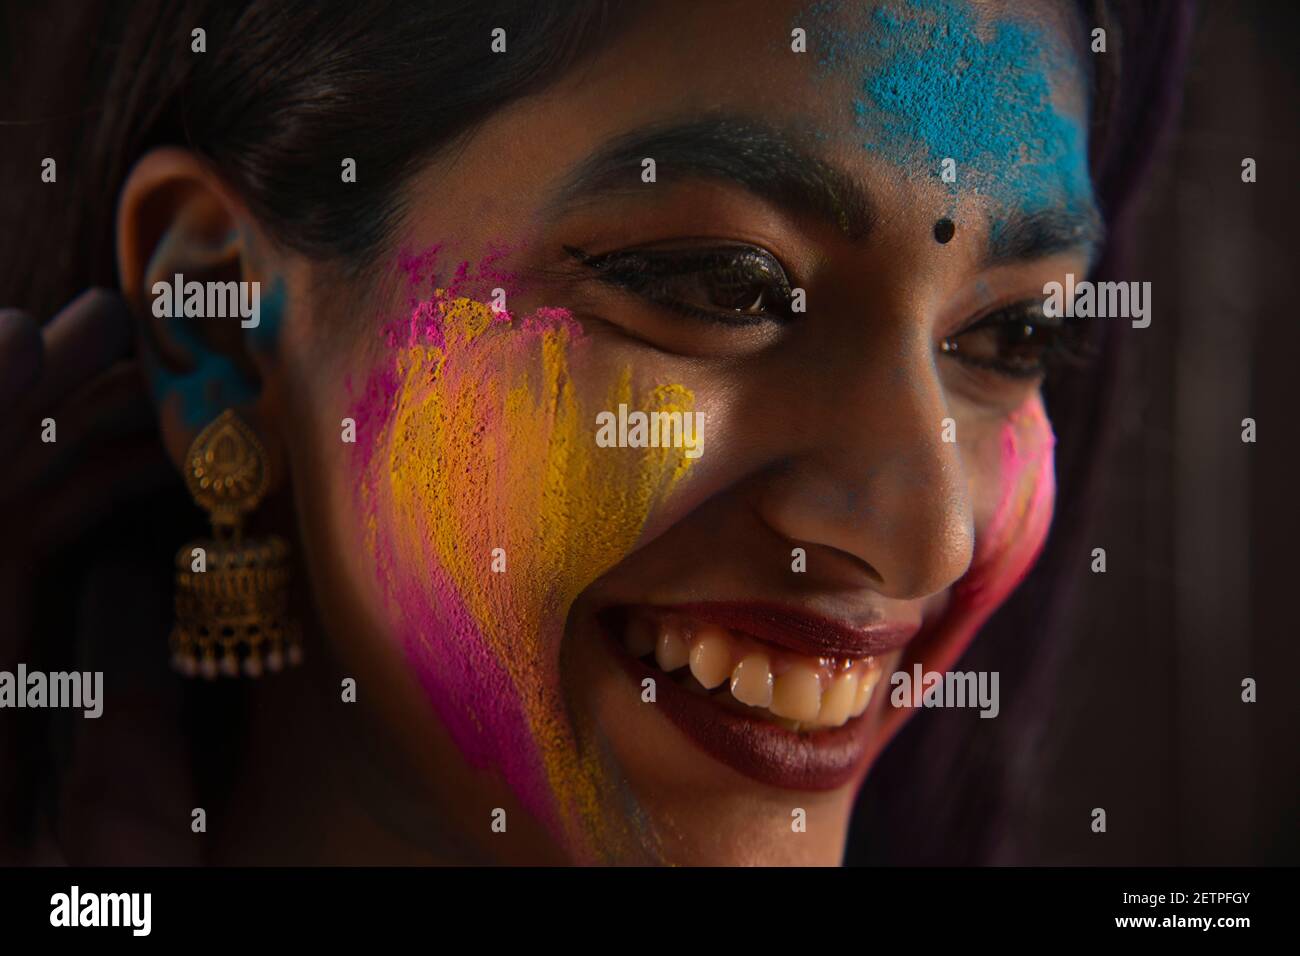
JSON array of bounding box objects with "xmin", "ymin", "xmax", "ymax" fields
[
  {"xmin": 547, "ymin": 116, "xmax": 875, "ymax": 241},
  {"xmin": 546, "ymin": 115, "xmax": 1102, "ymax": 266},
  {"xmin": 988, "ymin": 204, "xmax": 1104, "ymax": 266}
]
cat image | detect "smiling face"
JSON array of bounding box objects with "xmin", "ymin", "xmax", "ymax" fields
[{"xmin": 271, "ymin": 0, "xmax": 1097, "ymax": 864}]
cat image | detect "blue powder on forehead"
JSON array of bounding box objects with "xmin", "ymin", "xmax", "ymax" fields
[{"xmin": 805, "ymin": 0, "xmax": 1093, "ymax": 232}]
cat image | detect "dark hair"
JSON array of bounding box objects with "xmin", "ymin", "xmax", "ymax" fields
[
  {"xmin": 1, "ymin": 0, "xmax": 629, "ymax": 317},
  {"xmin": 0, "ymin": 0, "xmax": 1192, "ymax": 863}
]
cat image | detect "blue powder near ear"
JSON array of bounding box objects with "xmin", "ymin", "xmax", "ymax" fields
[
  {"xmin": 149, "ymin": 319, "xmax": 257, "ymax": 429},
  {"xmin": 247, "ymin": 275, "xmax": 286, "ymax": 354},
  {"xmin": 805, "ymin": 0, "xmax": 1093, "ymax": 236},
  {"xmin": 148, "ymin": 275, "xmax": 287, "ymax": 429}
]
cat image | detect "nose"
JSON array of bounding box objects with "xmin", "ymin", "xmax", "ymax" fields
[{"xmin": 756, "ymin": 323, "xmax": 975, "ymax": 601}]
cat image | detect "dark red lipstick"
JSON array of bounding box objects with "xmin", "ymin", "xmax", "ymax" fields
[
  {"xmin": 598, "ymin": 602, "xmax": 910, "ymax": 789},
  {"xmin": 666, "ymin": 601, "xmax": 920, "ymax": 659},
  {"xmin": 609, "ymin": 643, "xmax": 883, "ymax": 790}
]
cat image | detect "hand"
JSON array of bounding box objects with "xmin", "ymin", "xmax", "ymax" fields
[
  {"xmin": 0, "ymin": 289, "xmax": 174, "ymax": 549},
  {"xmin": 0, "ymin": 289, "xmax": 189, "ymax": 865}
]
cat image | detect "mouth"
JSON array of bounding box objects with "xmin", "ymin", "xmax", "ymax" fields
[{"xmin": 598, "ymin": 602, "xmax": 915, "ymax": 790}]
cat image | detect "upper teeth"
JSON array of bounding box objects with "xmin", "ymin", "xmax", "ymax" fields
[{"xmin": 625, "ymin": 613, "xmax": 881, "ymax": 729}]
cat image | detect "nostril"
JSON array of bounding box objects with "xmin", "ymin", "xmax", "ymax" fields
[
  {"xmin": 783, "ymin": 535, "xmax": 886, "ymax": 587},
  {"xmin": 826, "ymin": 545, "xmax": 885, "ymax": 586}
]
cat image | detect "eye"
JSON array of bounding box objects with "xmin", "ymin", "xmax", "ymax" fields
[
  {"xmin": 565, "ymin": 244, "xmax": 796, "ymax": 325},
  {"xmin": 939, "ymin": 300, "xmax": 1090, "ymax": 380}
]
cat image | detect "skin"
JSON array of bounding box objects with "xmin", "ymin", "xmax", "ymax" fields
[{"xmin": 112, "ymin": 0, "xmax": 1096, "ymax": 864}]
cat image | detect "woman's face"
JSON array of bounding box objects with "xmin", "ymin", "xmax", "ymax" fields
[{"xmin": 273, "ymin": 0, "xmax": 1095, "ymax": 863}]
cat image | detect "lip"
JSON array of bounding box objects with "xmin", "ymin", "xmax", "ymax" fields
[
  {"xmin": 660, "ymin": 601, "xmax": 920, "ymax": 659},
  {"xmin": 598, "ymin": 607, "xmax": 890, "ymax": 790}
]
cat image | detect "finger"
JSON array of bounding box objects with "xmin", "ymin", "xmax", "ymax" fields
[
  {"xmin": 0, "ymin": 309, "xmax": 44, "ymax": 406},
  {"xmin": 17, "ymin": 431, "xmax": 176, "ymax": 557},
  {"xmin": 0, "ymin": 360, "xmax": 156, "ymax": 498},
  {"xmin": 26, "ymin": 288, "xmax": 134, "ymax": 413}
]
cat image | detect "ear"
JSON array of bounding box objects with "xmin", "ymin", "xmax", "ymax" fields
[{"xmin": 115, "ymin": 147, "xmax": 289, "ymax": 483}]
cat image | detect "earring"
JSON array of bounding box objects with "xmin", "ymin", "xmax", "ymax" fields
[{"xmin": 170, "ymin": 408, "xmax": 301, "ymax": 679}]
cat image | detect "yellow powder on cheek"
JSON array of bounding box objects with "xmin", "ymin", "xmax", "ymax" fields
[{"xmin": 376, "ymin": 298, "xmax": 696, "ymax": 855}]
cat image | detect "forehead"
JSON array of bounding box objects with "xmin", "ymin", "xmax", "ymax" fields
[
  {"xmin": 801, "ymin": 0, "xmax": 1091, "ymax": 208},
  {"xmin": 406, "ymin": 0, "xmax": 1094, "ymax": 255},
  {"xmin": 576, "ymin": 3, "xmax": 1085, "ymax": 144}
]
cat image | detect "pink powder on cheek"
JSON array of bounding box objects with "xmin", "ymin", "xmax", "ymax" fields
[
  {"xmin": 973, "ymin": 396, "xmax": 1057, "ymax": 598},
  {"xmin": 343, "ymin": 246, "xmax": 701, "ymax": 857},
  {"xmin": 374, "ymin": 522, "xmax": 554, "ymax": 828},
  {"xmin": 345, "ymin": 348, "xmax": 563, "ymax": 839},
  {"xmin": 929, "ymin": 395, "xmax": 1057, "ymax": 672},
  {"xmin": 346, "ymin": 357, "xmax": 513, "ymax": 750},
  {"xmin": 523, "ymin": 307, "xmax": 583, "ymax": 336},
  {"xmin": 348, "ymin": 329, "xmax": 564, "ymax": 834},
  {"xmin": 342, "ymin": 246, "xmax": 570, "ymax": 837}
]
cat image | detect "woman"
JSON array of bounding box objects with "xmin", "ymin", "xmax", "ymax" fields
[{"xmin": 0, "ymin": 0, "xmax": 1190, "ymax": 864}]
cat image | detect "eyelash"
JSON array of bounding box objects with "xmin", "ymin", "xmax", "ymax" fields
[
  {"xmin": 566, "ymin": 242, "xmax": 1091, "ymax": 380},
  {"xmin": 565, "ymin": 244, "xmax": 796, "ymax": 325},
  {"xmin": 940, "ymin": 301, "xmax": 1092, "ymax": 381}
]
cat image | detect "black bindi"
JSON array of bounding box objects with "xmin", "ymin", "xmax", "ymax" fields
[{"xmin": 933, "ymin": 218, "xmax": 955, "ymax": 244}]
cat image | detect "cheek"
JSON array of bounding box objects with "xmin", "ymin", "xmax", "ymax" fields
[
  {"xmin": 342, "ymin": 280, "xmax": 699, "ymax": 841},
  {"xmin": 959, "ymin": 393, "xmax": 1057, "ymax": 616}
]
